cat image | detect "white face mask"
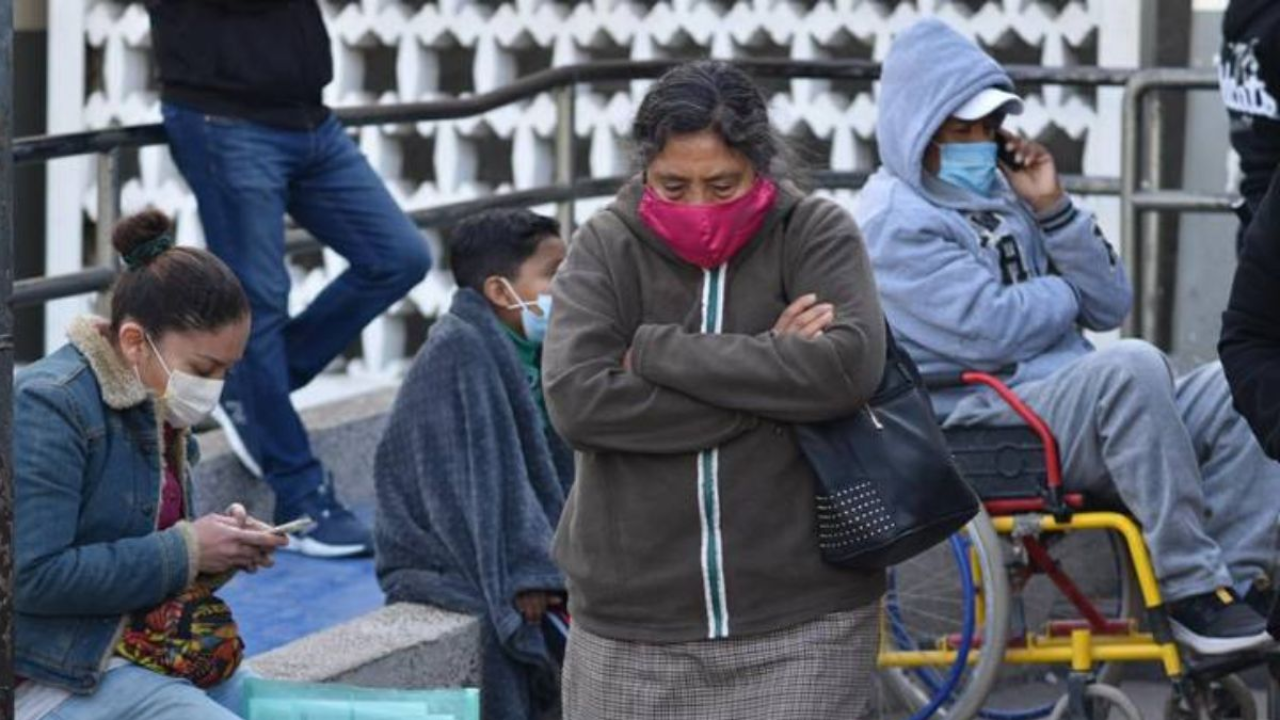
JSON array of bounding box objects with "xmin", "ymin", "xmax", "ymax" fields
[{"xmin": 144, "ymin": 334, "xmax": 225, "ymax": 428}]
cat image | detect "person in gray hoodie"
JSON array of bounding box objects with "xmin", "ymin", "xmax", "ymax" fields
[{"xmin": 857, "ymin": 18, "xmax": 1280, "ymax": 656}]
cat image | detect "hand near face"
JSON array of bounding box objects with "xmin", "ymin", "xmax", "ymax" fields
[{"xmin": 999, "ymin": 131, "xmax": 1065, "ymax": 214}]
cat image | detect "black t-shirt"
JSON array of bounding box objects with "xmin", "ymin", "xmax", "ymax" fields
[
  {"xmin": 147, "ymin": 0, "xmax": 333, "ymax": 130},
  {"xmin": 1221, "ymin": 0, "xmax": 1280, "ymax": 209}
]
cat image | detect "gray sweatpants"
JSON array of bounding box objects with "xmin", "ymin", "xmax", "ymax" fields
[{"xmin": 946, "ymin": 339, "xmax": 1280, "ymax": 603}]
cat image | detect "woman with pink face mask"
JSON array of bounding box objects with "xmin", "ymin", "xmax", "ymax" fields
[{"xmin": 542, "ymin": 61, "xmax": 887, "ymax": 720}]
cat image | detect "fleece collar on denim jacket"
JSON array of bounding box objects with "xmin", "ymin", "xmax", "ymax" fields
[
  {"xmin": 65, "ymin": 316, "xmax": 197, "ymax": 467},
  {"xmin": 64, "ymin": 315, "xmax": 199, "ymax": 587},
  {"xmin": 66, "ymin": 316, "xmax": 152, "ymax": 411}
]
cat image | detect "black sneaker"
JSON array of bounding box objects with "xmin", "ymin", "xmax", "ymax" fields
[
  {"xmin": 1243, "ymin": 580, "xmax": 1276, "ymax": 620},
  {"xmin": 277, "ymin": 479, "xmax": 373, "ymax": 559},
  {"xmin": 1168, "ymin": 587, "xmax": 1272, "ymax": 655},
  {"xmin": 1240, "ymin": 581, "xmax": 1280, "ymax": 641}
]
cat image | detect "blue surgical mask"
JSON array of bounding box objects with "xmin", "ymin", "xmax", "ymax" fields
[
  {"xmin": 500, "ymin": 279, "xmax": 553, "ymax": 345},
  {"xmin": 936, "ymin": 141, "xmax": 998, "ymax": 196}
]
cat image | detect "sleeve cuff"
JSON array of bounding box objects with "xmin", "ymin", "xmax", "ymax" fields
[
  {"xmin": 1036, "ymin": 195, "xmax": 1076, "ymax": 233},
  {"xmin": 174, "ymin": 520, "xmax": 201, "ymax": 587},
  {"xmin": 628, "ymin": 324, "xmax": 661, "ymax": 379},
  {"xmin": 512, "ymin": 573, "xmax": 568, "ymax": 595}
]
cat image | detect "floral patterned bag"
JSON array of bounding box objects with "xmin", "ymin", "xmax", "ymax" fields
[{"xmin": 116, "ymin": 575, "xmax": 244, "ymax": 688}]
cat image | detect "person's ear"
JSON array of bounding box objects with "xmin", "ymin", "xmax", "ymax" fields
[
  {"xmin": 923, "ymin": 143, "xmax": 941, "ymax": 174},
  {"xmin": 117, "ymin": 321, "xmax": 148, "ymax": 371},
  {"xmin": 482, "ymin": 276, "xmax": 514, "ymax": 310}
]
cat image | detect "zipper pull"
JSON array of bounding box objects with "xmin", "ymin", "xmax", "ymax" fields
[{"xmin": 866, "ymin": 406, "xmax": 884, "ymax": 430}]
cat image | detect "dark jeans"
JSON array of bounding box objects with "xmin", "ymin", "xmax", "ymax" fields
[{"xmin": 162, "ymin": 103, "xmax": 431, "ymax": 512}]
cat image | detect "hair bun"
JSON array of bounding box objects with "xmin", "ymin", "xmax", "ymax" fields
[{"xmin": 112, "ymin": 209, "xmax": 176, "ymax": 269}]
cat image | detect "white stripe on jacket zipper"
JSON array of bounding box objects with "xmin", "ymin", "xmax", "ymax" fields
[{"xmin": 698, "ymin": 266, "xmax": 730, "ymax": 639}]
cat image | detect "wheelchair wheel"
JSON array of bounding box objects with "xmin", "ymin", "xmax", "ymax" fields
[
  {"xmin": 978, "ymin": 529, "xmax": 1141, "ymax": 720},
  {"xmin": 1164, "ymin": 674, "xmax": 1258, "ymax": 720},
  {"xmin": 1047, "ymin": 683, "xmax": 1144, "ymax": 720},
  {"xmin": 881, "ymin": 508, "xmax": 1011, "ymax": 719}
]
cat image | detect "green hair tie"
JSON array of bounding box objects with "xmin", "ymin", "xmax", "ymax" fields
[{"xmin": 122, "ymin": 233, "xmax": 175, "ymax": 269}]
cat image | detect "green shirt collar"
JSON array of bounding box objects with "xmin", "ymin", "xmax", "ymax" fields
[
  {"xmin": 501, "ymin": 322, "xmax": 549, "ymax": 431},
  {"xmin": 501, "ymin": 322, "xmax": 540, "ymax": 367}
]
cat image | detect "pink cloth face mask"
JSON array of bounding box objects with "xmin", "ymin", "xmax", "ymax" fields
[{"xmin": 638, "ymin": 177, "xmax": 779, "ymax": 269}]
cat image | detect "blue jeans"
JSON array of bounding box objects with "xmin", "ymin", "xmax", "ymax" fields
[
  {"xmin": 162, "ymin": 104, "xmax": 432, "ymax": 514},
  {"xmin": 47, "ymin": 665, "xmax": 248, "ymax": 720}
]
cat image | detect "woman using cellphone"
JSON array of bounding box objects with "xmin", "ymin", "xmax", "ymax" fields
[{"xmin": 14, "ymin": 210, "xmax": 287, "ymax": 720}]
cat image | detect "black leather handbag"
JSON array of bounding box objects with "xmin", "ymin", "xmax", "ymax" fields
[{"xmin": 795, "ymin": 323, "xmax": 979, "ymax": 570}]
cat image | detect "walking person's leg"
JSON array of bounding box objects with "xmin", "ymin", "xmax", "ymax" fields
[
  {"xmin": 161, "ymin": 105, "xmax": 347, "ymax": 554},
  {"xmin": 231, "ymin": 115, "xmax": 429, "ymax": 555},
  {"xmin": 281, "ymin": 116, "xmax": 431, "ymax": 388}
]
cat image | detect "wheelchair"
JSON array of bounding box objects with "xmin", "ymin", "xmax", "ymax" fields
[{"xmin": 877, "ymin": 371, "xmax": 1280, "ymax": 720}]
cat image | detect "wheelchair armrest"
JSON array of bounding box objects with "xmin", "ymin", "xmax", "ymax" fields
[
  {"xmin": 957, "ymin": 371, "xmax": 1066, "ymax": 506},
  {"xmin": 920, "ymin": 366, "xmax": 1065, "ymax": 507},
  {"xmin": 921, "ymin": 371, "xmax": 967, "ymax": 391}
]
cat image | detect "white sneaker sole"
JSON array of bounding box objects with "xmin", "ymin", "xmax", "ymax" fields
[
  {"xmin": 211, "ymin": 405, "xmax": 264, "ymax": 479},
  {"xmin": 282, "ymin": 534, "xmax": 370, "ymax": 559},
  {"xmin": 1170, "ymin": 620, "xmax": 1274, "ymax": 655}
]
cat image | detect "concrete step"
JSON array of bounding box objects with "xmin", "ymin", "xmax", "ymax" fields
[
  {"xmin": 249, "ymin": 603, "xmax": 481, "ymax": 690},
  {"xmin": 191, "ymin": 387, "xmax": 397, "ymax": 521},
  {"xmin": 219, "ymin": 543, "xmax": 382, "ymax": 657},
  {"xmin": 193, "ymin": 385, "xmax": 485, "ymax": 690}
]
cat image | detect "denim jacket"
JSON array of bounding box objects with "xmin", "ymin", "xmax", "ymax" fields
[{"xmin": 15, "ymin": 317, "xmax": 201, "ymax": 693}]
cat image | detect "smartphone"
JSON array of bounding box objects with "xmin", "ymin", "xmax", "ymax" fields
[
  {"xmin": 997, "ymin": 132, "xmax": 1023, "ymax": 170},
  {"xmin": 270, "ymin": 516, "xmax": 316, "ymax": 536}
]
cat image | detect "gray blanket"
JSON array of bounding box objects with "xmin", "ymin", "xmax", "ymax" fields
[{"xmin": 375, "ymin": 288, "xmax": 574, "ymax": 720}]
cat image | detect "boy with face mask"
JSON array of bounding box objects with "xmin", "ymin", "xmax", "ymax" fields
[
  {"xmin": 373, "ymin": 209, "xmax": 572, "ymax": 720},
  {"xmin": 859, "ymin": 18, "xmax": 1280, "ymax": 654}
]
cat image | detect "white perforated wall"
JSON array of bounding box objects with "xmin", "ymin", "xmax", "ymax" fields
[{"xmin": 43, "ymin": 0, "xmax": 1142, "ymax": 373}]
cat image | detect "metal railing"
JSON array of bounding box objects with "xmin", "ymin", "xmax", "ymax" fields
[
  {"xmin": 1121, "ymin": 66, "xmax": 1224, "ymax": 346},
  {"xmin": 0, "ymin": 56, "xmax": 1235, "ymax": 719},
  {"xmin": 8, "ymin": 60, "xmax": 1146, "ymax": 309}
]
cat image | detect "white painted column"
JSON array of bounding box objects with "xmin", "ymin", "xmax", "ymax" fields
[{"xmin": 43, "ymin": 0, "xmax": 90, "ymax": 354}]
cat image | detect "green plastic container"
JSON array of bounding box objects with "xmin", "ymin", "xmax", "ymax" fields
[{"xmin": 242, "ymin": 677, "xmax": 480, "ymax": 720}]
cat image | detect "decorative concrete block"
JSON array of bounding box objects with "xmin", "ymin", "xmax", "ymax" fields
[{"xmin": 48, "ymin": 0, "xmax": 1142, "ymax": 366}]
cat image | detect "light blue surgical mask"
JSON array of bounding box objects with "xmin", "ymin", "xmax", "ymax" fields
[
  {"xmin": 935, "ymin": 140, "xmax": 999, "ymax": 196},
  {"xmin": 501, "ymin": 279, "xmax": 553, "ymax": 345}
]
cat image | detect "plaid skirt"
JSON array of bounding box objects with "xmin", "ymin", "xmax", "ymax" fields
[{"xmin": 562, "ymin": 604, "xmax": 879, "ymax": 720}]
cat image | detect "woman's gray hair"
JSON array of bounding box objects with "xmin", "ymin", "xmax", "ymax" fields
[{"xmin": 632, "ymin": 61, "xmax": 799, "ymax": 182}]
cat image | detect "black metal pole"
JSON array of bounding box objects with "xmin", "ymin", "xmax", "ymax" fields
[{"xmin": 0, "ymin": 0, "xmax": 15, "ymax": 713}]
